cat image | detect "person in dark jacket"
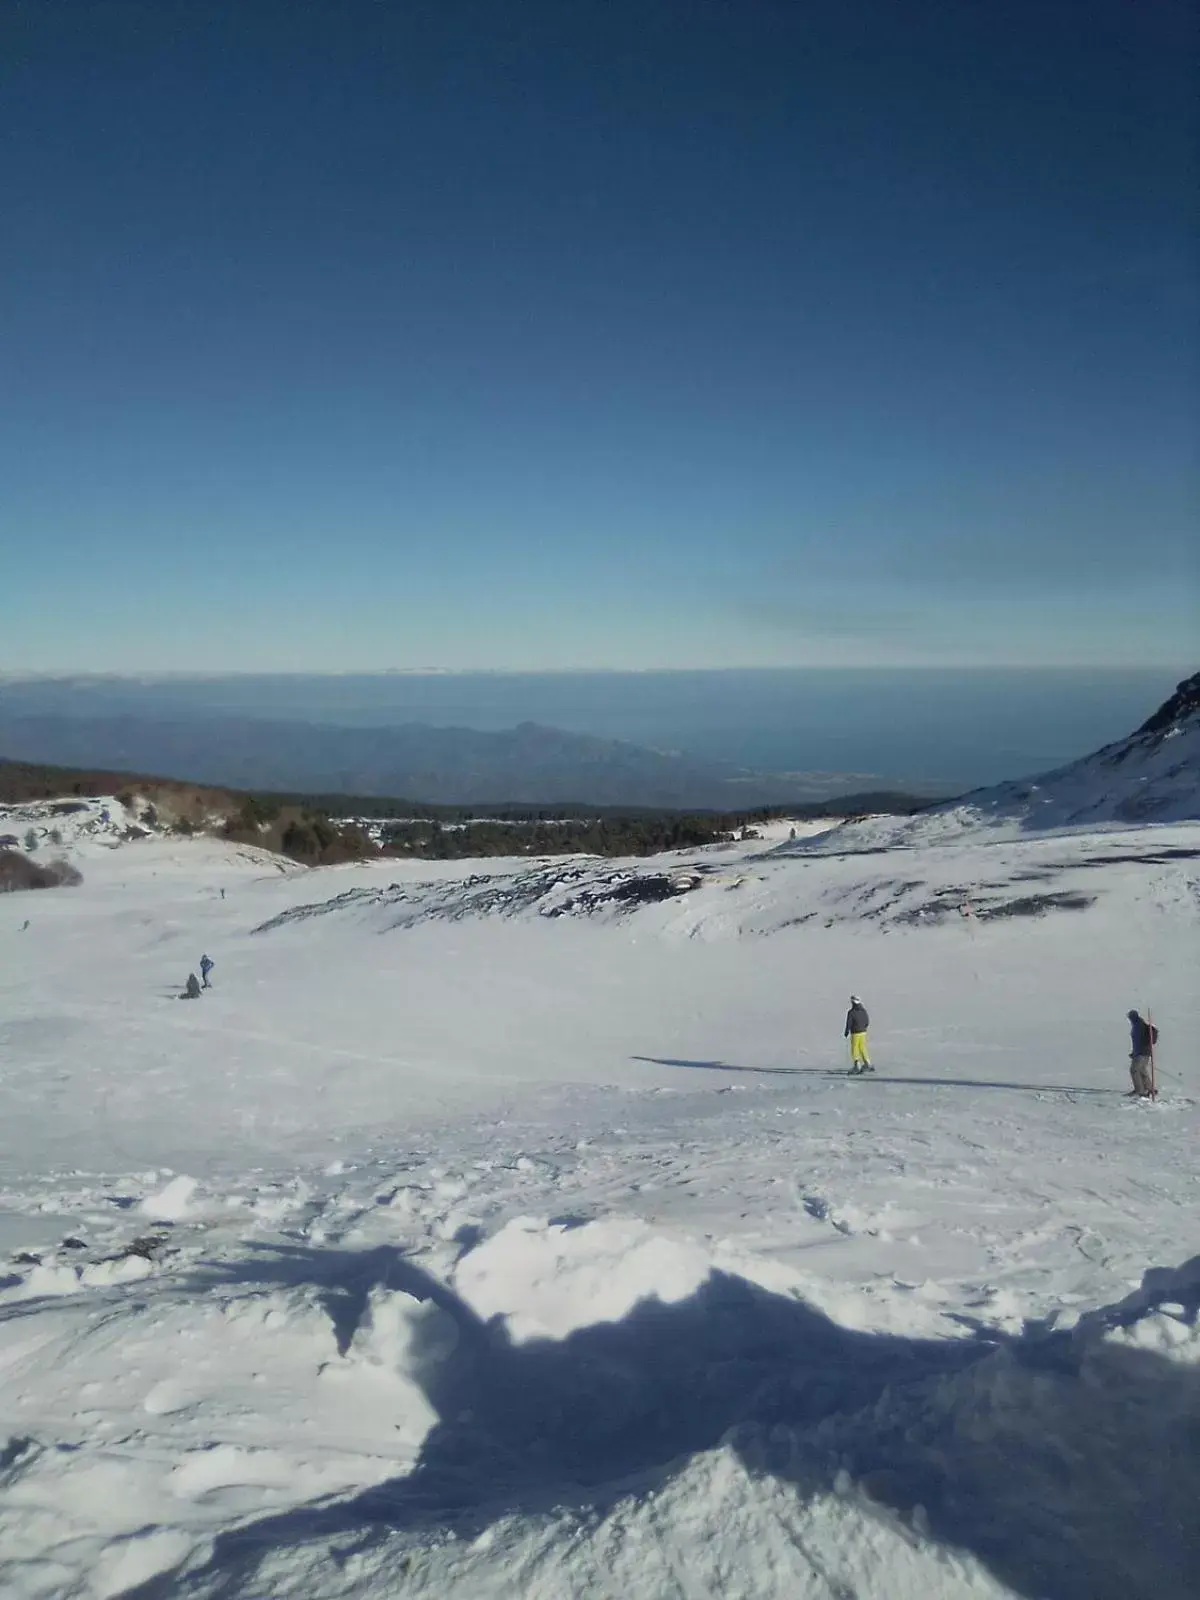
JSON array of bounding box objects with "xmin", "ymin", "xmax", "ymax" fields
[
  {"xmin": 1127, "ymin": 1010, "xmax": 1157, "ymax": 1098},
  {"xmin": 845, "ymin": 995, "xmax": 872, "ymax": 1074},
  {"xmin": 199, "ymin": 954, "xmax": 214, "ymax": 989},
  {"xmin": 181, "ymin": 973, "xmax": 201, "ymax": 1000}
]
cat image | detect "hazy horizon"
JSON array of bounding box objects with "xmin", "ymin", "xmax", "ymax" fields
[
  {"xmin": 2, "ymin": 663, "xmax": 1194, "ymax": 681},
  {"xmin": 0, "ymin": 665, "xmax": 1186, "ymax": 791}
]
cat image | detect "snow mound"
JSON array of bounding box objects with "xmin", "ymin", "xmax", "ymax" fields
[
  {"xmin": 346, "ymin": 1284, "xmax": 461, "ymax": 1375},
  {"xmin": 454, "ymin": 1216, "xmax": 714, "ymax": 1341},
  {"xmin": 91, "ymin": 1237, "xmax": 1196, "ymax": 1600},
  {"xmin": 237, "ymin": 1443, "xmax": 1016, "ymax": 1600},
  {"xmin": 253, "ymin": 860, "xmax": 707, "ymax": 934},
  {"xmin": 139, "ymin": 1175, "xmax": 199, "ymax": 1220},
  {"xmin": 1078, "ymin": 1251, "xmax": 1200, "ymax": 1362},
  {"xmin": 0, "ymin": 793, "xmax": 142, "ymax": 857}
]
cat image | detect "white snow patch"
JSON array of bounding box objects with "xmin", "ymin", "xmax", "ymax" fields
[
  {"xmin": 454, "ymin": 1216, "xmax": 713, "ymax": 1341},
  {"xmin": 16, "ymin": 1262, "xmax": 80, "ymax": 1298},
  {"xmin": 139, "ymin": 1174, "xmax": 197, "ymax": 1220},
  {"xmin": 90, "ymin": 1528, "xmax": 197, "ymax": 1598},
  {"xmin": 345, "ymin": 1285, "xmax": 460, "ymax": 1378},
  {"xmin": 80, "ymin": 1253, "xmax": 154, "ymax": 1288}
]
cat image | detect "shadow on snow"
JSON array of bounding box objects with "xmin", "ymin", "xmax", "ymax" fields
[
  {"xmin": 633, "ymin": 1055, "xmax": 1119, "ymax": 1096},
  {"xmin": 122, "ymin": 1240, "xmax": 1200, "ymax": 1600}
]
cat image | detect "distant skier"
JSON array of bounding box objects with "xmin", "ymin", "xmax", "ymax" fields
[
  {"xmin": 845, "ymin": 994, "xmax": 873, "ymax": 1074},
  {"xmin": 220, "ymin": 887, "xmax": 226, "ymax": 901},
  {"xmin": 1126, "ymin": 1010, "xmax": 1157, "ymax": 1098},
  {"xmin": 181, "ymin": 973, "xmax": 201, "ymax": 1000},
  {"xmin": 199, "ymin": 954, "xmax": 214, "ymax": 989}
]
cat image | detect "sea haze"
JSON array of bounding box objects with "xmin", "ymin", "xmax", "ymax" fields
[{"xmin": 0, "ymin": 668, "xmax": 1184, "ymax": 793}]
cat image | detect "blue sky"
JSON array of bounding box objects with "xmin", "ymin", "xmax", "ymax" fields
[{"xmin": 1, "ymin": 0, "xmax": 1195, "ymax": 672}]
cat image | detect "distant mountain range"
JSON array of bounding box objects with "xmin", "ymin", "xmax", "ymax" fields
[{"xmin": 0, "ymin": 710, "xmax": 917, "ymax": 811}]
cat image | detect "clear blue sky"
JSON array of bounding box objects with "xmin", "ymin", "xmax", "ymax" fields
[{"xmin": 1, "ymin": 0, "xmax": 1195, "ymax": 672}]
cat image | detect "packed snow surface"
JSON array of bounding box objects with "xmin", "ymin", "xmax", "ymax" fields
[{"xmin": 1, "ymin": 807, "xmax": 1198, "ymax": 1599}]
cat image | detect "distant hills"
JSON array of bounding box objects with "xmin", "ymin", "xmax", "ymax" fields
[
  {"xmin": 0, "ymin": 710, "xmax": 925, "ymax": 811},
  {"xmin": 0, "ymin": 752, "xmax": 931, "ymax": 878}
]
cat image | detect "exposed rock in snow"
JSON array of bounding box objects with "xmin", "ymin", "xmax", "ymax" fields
[{"xmin": 1135, "ymin": 670, "xmax": 1200, "ymax": 737}]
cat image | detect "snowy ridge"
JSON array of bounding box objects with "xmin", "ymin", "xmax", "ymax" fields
[
  {"xmin": 0, "ymin": 793, "xmax": 144, "ymax": 857},
  {"xmin": 253, "ymin": 860, "xmax": 710, "ymax": 933},
  {"xmin": 960, "ymin": 669, "xmax": 1200, "ymax": 830},
  {"xmin": 249, "ymin": 821, "xmax": 1200, "ymax": 937},
  {"xmin": 786, "ymin": 669, "xmax": 1200, "ymax": 855},
  {"xmin": 0, "ymin": 791, "xmax": 295, "ymax": 876}
]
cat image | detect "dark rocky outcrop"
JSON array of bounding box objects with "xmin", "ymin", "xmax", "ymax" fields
[{"xmin": 1136, "ymin": 672, "xmax": 1200, "ymax": 738}]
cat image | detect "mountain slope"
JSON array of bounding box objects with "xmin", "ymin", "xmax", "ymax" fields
[
  {"xmin": 792, "ymin": 671, "xmax": 1200, "ymax": 855},
  {"xmin": 0, "ymin": 712, "xmax": 880, "ymax": 809},
  {"xmin": 962, "ymin": 669, "xmax": 1200, "ymax": 830}
]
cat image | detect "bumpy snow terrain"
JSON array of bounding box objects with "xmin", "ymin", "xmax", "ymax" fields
[{"xmin": 1, "ymin": 789, "xmax": 1198, "ymax": 1596}]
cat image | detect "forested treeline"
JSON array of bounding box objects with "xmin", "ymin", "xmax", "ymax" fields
[{"xmin": 378, "ymin": 815, "xmax": 739, "ymax": 859}]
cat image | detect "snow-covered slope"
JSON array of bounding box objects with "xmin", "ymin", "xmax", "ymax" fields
[
  {"xmin": 785, "ymin": 670, "xmax": 1200, "ymax": 856},
  {"xmin": 961, "ymin": 669, "xmax": 1200, "ymax": 830},
  {"xmin": 0, "ymin": 793, "xmax": 144, "ymax": 857},
  {"xmin": 1, "ymin": 799, "xmax": 1197, "ymax": 1596}
]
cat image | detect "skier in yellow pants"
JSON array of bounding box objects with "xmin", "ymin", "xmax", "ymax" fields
[{"xmin": 845, "ymin": 995, "xmax": 873, "ymax": 1074}]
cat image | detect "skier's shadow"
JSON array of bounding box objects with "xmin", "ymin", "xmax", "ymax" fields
[
  {"xmin": 124, "ymin": 1241, "xmax": 1200, "ymax": 1600},
  {"xmin": 634, "ymin": 1055, "xmax": 1118, "ymax": 1095}
]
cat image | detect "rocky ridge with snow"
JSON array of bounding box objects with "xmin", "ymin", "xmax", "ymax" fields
[
  {"xmin": 785, "ymin": 669, "xmax": 1200, "ymax": 856},
  {"xmin": 963, "ymin": 668, "xmax": 1200, "ymax": 830}
]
